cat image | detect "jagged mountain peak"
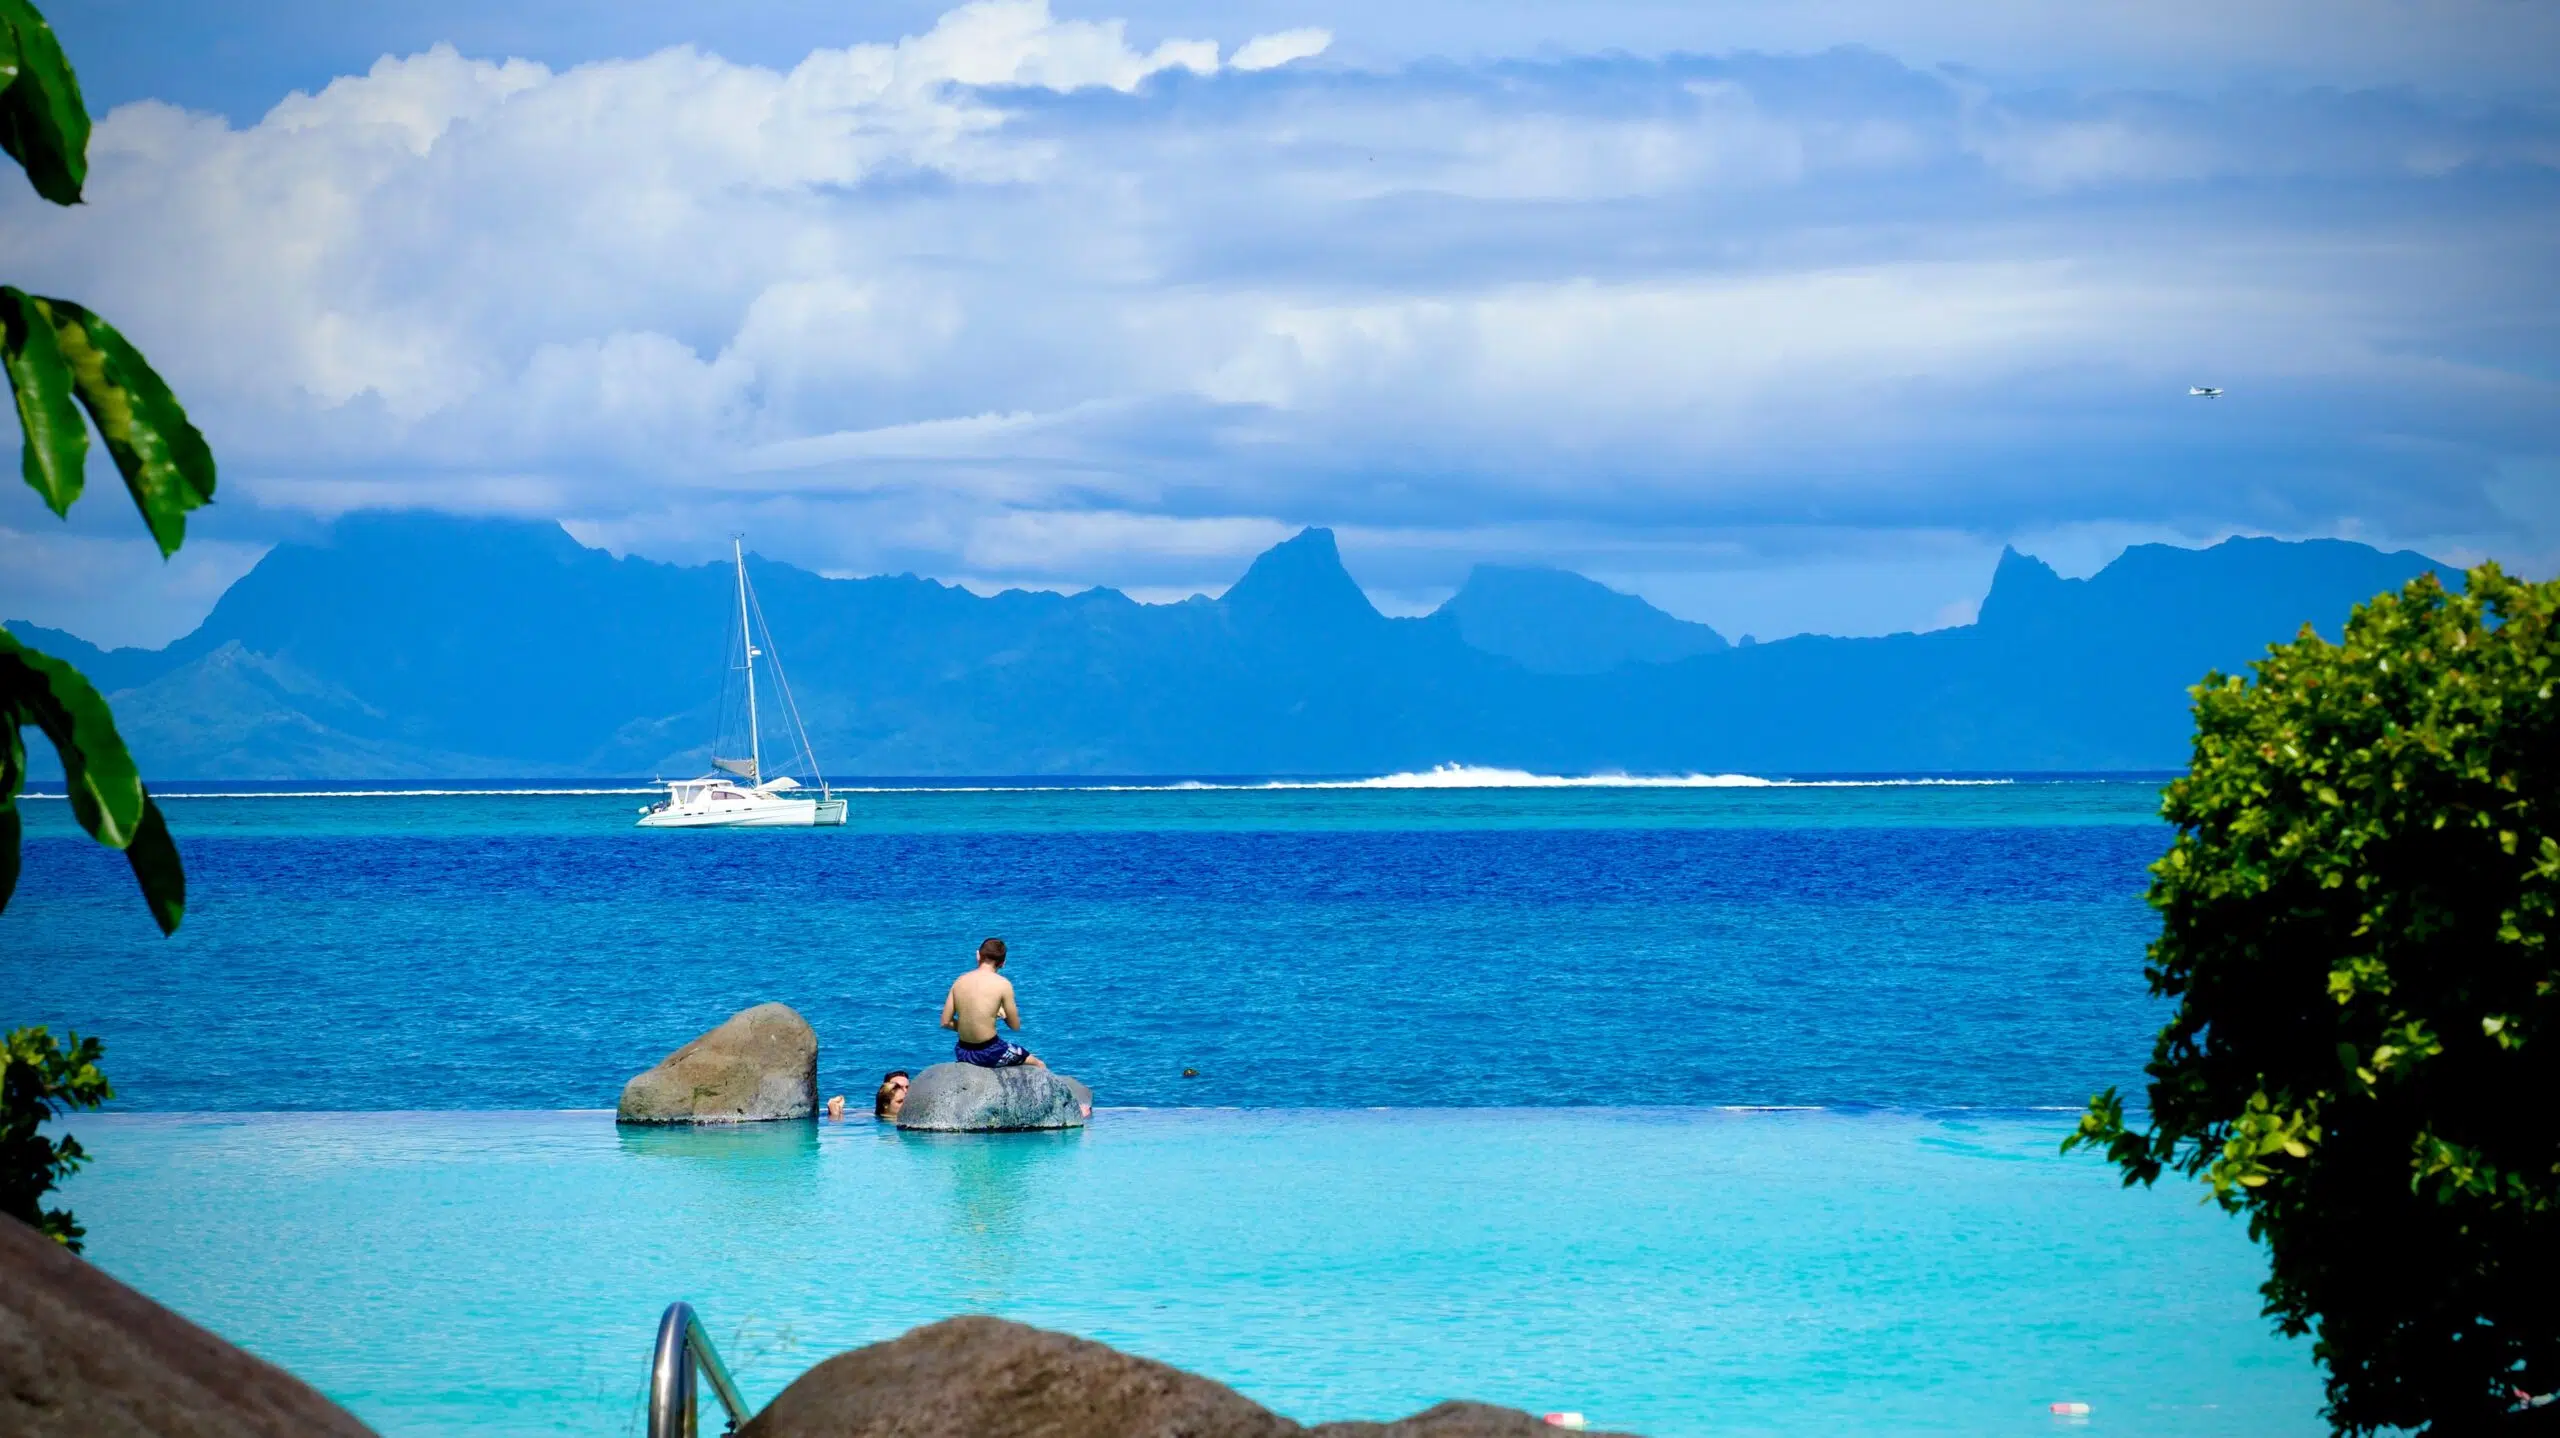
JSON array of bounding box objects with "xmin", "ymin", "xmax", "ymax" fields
[
  {"xmin": 1974, "ymin": 546, "xmax": 2068, "ymax": 629},
  {"xmin": 1219, "ymin": 528, "xmax": 1380, "ymax": 629},
  {"xmin": 1973, "ymin": 535, "xmax": 2461, "ymax": 641}
]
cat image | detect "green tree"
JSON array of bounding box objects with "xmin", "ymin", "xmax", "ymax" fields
[
  {"xmin": 2, "ymin": 0, "xmax": 215, "ymax": 1242},
  {"xmin": 2071, "ymin": 563, "xmax": 2558, "ymax": 1433},
  {"xmin": 0, "ymin": 1025, "xmax": 110, "ymax": 1248}
]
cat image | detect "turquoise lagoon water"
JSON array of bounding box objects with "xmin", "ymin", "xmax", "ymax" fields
[
  {"xmin": 11, "ymin": 778, "xmax": 2325, "ymax": 1432},
  {"xmin": 68, "ymin": 1107, "xmax": 2316, "ymax": 1438}
]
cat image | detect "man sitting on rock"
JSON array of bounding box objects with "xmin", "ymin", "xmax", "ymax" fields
[{"xmin": 940, "ymin": 938, "xmax": 1046, "ymax": 1069}]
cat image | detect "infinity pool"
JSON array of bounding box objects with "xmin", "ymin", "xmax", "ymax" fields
[{"xmin": 64, "ymin": 1107, "xmax": 2319, "ymax": 1437}]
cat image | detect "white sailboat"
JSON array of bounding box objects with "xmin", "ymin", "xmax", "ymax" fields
[{"xmin": 637, "ymin": 538, "xmax": 848, "ymax": 829}]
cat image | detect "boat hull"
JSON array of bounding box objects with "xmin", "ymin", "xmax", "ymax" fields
[{"xmin": 637, "ymin": 797, "xmax": 844, "ymax": 829}]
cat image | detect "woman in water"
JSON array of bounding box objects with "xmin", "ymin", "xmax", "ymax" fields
[{"xmin": 873, "ymin": 1070, "xmax": 911, "ymax": 1121}]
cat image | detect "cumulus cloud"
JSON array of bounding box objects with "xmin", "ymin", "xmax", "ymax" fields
[
  {"xmin": 1229, "ymin": 28, "xmax": 1331, "ymax": 73},
  {"xmin": 1, "ymin": 0, "xmax": 2555, "ymax": 644}
]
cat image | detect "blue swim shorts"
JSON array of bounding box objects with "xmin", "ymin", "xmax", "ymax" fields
[{"xmin": 955, "ymin": 1034, "xmax": 1031, "ymax": 1068}]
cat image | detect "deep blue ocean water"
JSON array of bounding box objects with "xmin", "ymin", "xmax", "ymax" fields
[{"xmin": 7, "ymin": 779, "xmax": 2171, "ymax": 1112}]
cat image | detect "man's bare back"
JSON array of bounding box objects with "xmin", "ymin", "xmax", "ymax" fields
[
  {"xmin": 940, "ymin": 937, "xmax": 1044, "ymax": 1067},
  {"xmin": 941, "ymin": 965, "xmax": 1018, "ymax": 1045}
]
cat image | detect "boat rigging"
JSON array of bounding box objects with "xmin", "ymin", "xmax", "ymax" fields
[{"xmin": 637, "ymin": 538, "xmax": 847, "ymax": 829}]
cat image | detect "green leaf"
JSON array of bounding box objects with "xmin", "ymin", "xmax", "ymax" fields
[
  {"xmin": 0, "ymin": 0, "xmax": 88, "ymax": 205},
  {"xmin": 0, "ymin": 800, "xmax": 18, "ymax": 913},
  {"xmin": 0, "ymin": 626, "xmax": 144, "ymax": 848},
  {"xmin": 0, "ymin": 635, "xmax": 176, "ymax": 930},
  {"xmin": 1, "ymin": 285, "xmax": 85, "ymax": 514},
  {"xmin": 0, "ymin": 715, "xmax": 19, "ymax": 909},
  {"xmin": 0, "ymin": 700, "xmax": 19, "ymax": 804},
  {"xmin": 120, "ymin": 792, "xmax": 180, "ymax": 934},
  {"xmin": 24, "ymin": 295, "xmax": 214, "ymax": 555}
]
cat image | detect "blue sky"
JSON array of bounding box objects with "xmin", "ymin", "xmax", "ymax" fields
[{"xmin": 5, "ymin": 0, "xmax": 2556, "ymax": 646}]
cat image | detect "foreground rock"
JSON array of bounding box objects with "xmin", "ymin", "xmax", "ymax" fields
[
  {"xmin": 741, "ymin": 1317, "xmax": 1641, "ymax": 1438},
  {"xmin": 618, "ymin": 1003, "xmax": 818, "ymax": 1123},
  {"xmin": 895, "ymin": 1062, "xmax": 1091, "ymax": 1132},
  {"xmin": 0, "ymin": 1213, "xmax": 378, "ymax": 1436}
]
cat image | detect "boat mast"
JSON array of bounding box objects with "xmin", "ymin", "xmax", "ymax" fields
[{"xmin": 735, "ymin": 536, "xmax": 760, "ymax": 783}]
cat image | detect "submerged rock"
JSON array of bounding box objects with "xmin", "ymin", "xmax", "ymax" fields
[
  {"xmin": 0, "ymin": 1212, "xmax": 379, "ymax": 1436},
  {"xmin": 1311, "ymin": 1402, "xmax": 1623, "ymax": 1436},
  {"xmin": 617, "ymin": 1003, "xmax": 818, "ymax": 1123},
  {"xmin": 894, "ymin": 1062, "xmax": 1090, "ymax": 1131},
  {"xmin": 739, "ymin": 1316, "xmax": 1642, "ymax": 1438}
]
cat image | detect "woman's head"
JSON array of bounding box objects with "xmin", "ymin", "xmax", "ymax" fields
[{"xmin": 874, "ymin": 1069, "xmax": 912, "ymax": 1119}]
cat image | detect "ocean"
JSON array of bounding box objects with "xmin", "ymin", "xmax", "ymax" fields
[
  {"xmin": 6, "ymin": 774, "xmax": 2323, "ymax": 1436},
  {"xmin": 10, "ymin": 773, "xmax": 2169, "ymax": 1112}
]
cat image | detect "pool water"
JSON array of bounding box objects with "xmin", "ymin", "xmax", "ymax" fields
[{"xmin": 67, "ymin": 1106, "xmax": 2319, "ymax": 1438}]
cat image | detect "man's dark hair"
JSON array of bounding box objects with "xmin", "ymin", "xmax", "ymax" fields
[{"xmin": 978, "ymin": 937, "xmax": 1006, "ymax": 965}]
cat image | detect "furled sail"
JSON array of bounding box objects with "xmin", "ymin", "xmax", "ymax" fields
[{"xmin": 713, "ymin": 756, "xmax": 759, "ymax": 781}]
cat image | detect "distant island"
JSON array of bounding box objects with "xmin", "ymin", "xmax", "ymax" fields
[{"xmin": 8, "ymin": 513, "xmax": 2458, "ymax": 779}]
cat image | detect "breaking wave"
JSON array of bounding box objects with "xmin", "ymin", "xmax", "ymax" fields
[{"xmin": 1213, "ymin": 766, "xmax": 2013, "ymax": 791}]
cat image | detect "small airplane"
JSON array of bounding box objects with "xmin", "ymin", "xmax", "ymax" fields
[{"xmin": 2188, "ymin": 385, "xmax": 2223, "ymax": 398}]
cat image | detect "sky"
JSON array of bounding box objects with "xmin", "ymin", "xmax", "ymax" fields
[{"xmin": 4, "ymin": 0, "xmax": 2556, "ymax": 647}]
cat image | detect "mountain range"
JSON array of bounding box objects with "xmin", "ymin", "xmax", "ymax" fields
[{"xmin": 9, "ymin": 513, "xmax": 2463, "ymax": 778}]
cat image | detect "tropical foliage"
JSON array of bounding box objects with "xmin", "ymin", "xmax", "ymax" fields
[
  {"xmin": 3, "ymin": 0, "xmax": 212, "ymax": 1246},
  {"xmin": 0, "ymin": 1025, "xmax": 110, "ymax": 1248},
  {"xmin": 2071, "ymin": 563, "xmax": 2559, "ymax": 1433},
  {"xmin": 0, "ymin": 0, "xmax": 205, "ymax": 928}
]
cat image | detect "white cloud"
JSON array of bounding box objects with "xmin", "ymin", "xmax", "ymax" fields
[
  {"xmin": 264, "ymin": 46, "xmax": 546, "ymax": 154},
  {"xmin": 1230, "ymin": 28, "xmax": 1332, "ymax": 72},
  {"xmin": 1, "ymin": 0, "xmax": 2554, "ymax": 646}
]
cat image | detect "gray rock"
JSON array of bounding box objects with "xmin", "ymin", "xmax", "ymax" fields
[
  {"xmin": 617, "ymin": 1003, "xmax": 817, "ymax": 1123},
  {"xmin": 0, "ymin": 1212, "xmax": 379, "ymax": 1436},
  {"xmin": 895, "ymin": 1062, "xmax": 1090, "ymax": 1132}
]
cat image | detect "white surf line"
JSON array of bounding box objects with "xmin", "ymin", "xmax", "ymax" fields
[
  {"xmin": 837, "ymin": 768, "xmax": 2017, "ymax": 792},
  {"xmin": 17, "ymin": 768, "xmax": 2018, "ymax": 799},
  {"xmin": 1240, "ymin": 765, "xmax": 2015, "ymax": 790}
]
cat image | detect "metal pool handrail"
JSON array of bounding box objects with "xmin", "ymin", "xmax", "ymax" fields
[{"xmin": 648, "ymin": 1301, "xmax": 754, "ymax": 1437}]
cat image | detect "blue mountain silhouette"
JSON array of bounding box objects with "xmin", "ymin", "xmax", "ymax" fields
[
  {"xmin": 8, "ymin": 513, "xmax": 2461, "ymax": 777},
  {"xmin": 1436, "ymin": 565, "xmax": 1727, "ymax": 675}
]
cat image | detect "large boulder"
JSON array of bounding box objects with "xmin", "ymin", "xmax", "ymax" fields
[
  {"xmin": 894, "ymin": 1062, "xmax": 1090, "ymax": 1132},
  {"xmin": 617, "ymin": 1003, "xmax": 817, "ymax": 1123},
  {"xmin": 742, "ymin": 1316, "xmax": 1289, "ymax": 1438},
  {"xmin": 0, "ymin": 1213, "xmax": 378, "ymax": 1436},
  {"xmin": 739, "ymin": 1317, "xmax": 1642, "ymax": 1438}
]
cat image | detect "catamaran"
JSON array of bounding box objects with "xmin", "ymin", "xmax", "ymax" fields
[{"xmin": 637, "ymin": 539, "xmax": 848, "ymax": 829}]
